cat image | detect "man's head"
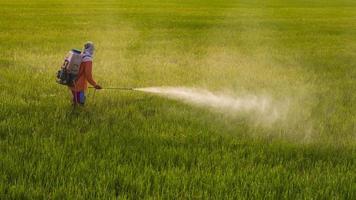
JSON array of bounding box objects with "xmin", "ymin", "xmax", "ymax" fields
[{"xmin": 83, "ymin": 41, "xmax": 94, "ymax": 56}]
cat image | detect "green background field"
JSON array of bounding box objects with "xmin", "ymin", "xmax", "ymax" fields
[{"xmin": 1, "ymin": 0, "xmax": 356, "ymax": 199}]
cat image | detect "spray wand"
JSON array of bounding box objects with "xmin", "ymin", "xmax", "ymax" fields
[
  {"xmin": 88, "ymin": 86, "xmax": 134, "ymax": 91},
  {"xmin": 88, "ymin": 86, "xmax": 136, "ymax": 103}
]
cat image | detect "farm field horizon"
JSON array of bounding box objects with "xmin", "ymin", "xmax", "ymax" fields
[{"xmin": 1, "ymin": 0, "xmax": 356, "ymax": 199}]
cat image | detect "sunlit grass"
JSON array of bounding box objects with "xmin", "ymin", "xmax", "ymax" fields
[{"xmin": 0, "ymin": 0, "xmax": 356, "ymax": 199}]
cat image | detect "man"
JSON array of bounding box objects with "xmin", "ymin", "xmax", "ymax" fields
[{"xmin": 71, "ymin": 41, "xmax": 102, "ymax": 105}]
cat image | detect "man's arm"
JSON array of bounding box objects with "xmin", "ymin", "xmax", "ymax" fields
[{"xmin": 84, "ymin": 61, "xmax": 101, "ymax": 89}]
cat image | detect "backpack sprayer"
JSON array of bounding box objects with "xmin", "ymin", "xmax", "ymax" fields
[{"xmin": 57, "ymin": 49, "xmax": 82, "ymax": 86}]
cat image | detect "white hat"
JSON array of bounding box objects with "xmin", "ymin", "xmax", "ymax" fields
[{"xmin": 82, "ymin": 41, "xmax": 94, "ymax": 62}]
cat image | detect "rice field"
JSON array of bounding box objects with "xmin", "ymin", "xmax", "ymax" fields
[{"xmin": 0, "ymin": 0, "xmax": 356, "ymax": 199}]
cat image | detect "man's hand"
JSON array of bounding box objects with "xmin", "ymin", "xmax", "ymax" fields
[{"xmin": 94, "ymin": 84, "xmax": 102, "ymax": 90}]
